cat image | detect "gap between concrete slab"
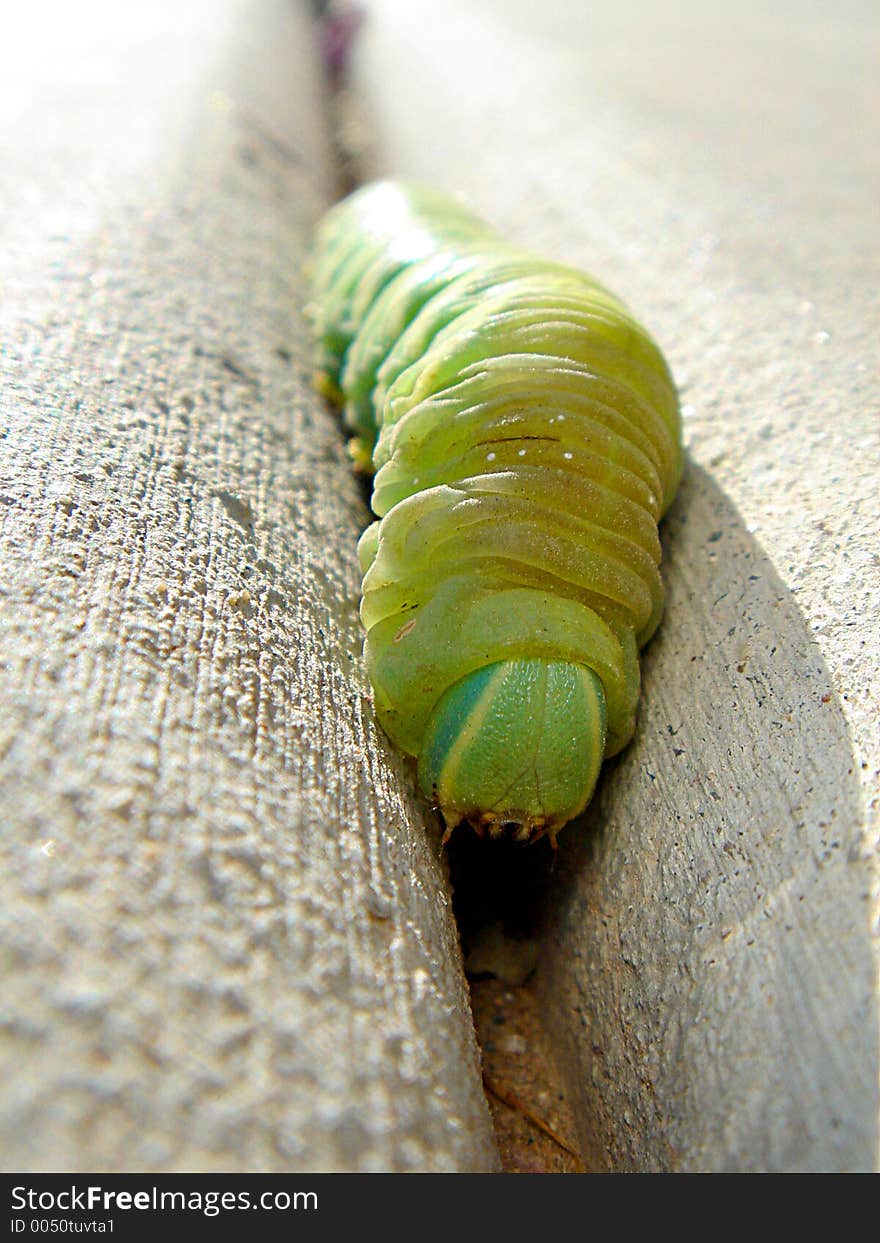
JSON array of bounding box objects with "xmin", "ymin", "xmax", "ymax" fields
[{"xmin": 310, "ymin": 4, "xmax": 593, "ymax": 1173}]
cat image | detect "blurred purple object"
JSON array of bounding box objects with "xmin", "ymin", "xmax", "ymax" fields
[{"xmin": 320, "ymin": 3, "xmax": 365, "ymax": 82}]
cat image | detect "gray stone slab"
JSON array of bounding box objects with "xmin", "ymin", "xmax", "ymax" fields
[
  {"xmin": 349, "ymin": 0, "xmax": 879, "ymax": 1170},
  {"xmin": 0, "ymin": 0, "xmax": 498, "ymax": 1172}
]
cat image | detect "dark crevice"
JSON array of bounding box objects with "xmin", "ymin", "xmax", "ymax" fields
[
  {"xmin": 447, "ymin": 832, "xmax": 590, "ymax": 1172},
  {"xmin": 310, "ymin": 4, "xmax": 588, "ymax": 1169},
  {"xmin": 312, "ymin": 1, "xmax": 371, "ymax": 197}
]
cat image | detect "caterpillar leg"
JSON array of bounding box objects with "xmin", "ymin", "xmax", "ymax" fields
[{"xmin": 418, "ymin": 659, "xmax": 606, "ymax": 845}]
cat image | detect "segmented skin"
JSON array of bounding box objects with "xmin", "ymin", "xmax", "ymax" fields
[{"xmin": 312, "ymin": 180, "xmax": 682, "ymax": 843}]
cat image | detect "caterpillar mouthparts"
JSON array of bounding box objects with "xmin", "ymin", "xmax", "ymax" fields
[{"xmin": 312, "ymin": 180, "xmax": 682, "ymax": 844}]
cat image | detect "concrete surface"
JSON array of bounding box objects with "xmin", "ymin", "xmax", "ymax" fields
[
  {"xmin": 0, "ymin": 0, "xmax": 498, "ymax": 1171},
  {"xmin": 349, "ymin": 0, "xmax": 879, "ymax": 1170}
]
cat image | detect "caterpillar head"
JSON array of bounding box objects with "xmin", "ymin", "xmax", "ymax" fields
[{"xmin": 417, "ymin": 658, "xmax": 607, "ymax": 846}]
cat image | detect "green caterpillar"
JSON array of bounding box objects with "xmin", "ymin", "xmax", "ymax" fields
[{"xmin": 312, "ymin": 181, "xmax": 682, "ymax": 845}]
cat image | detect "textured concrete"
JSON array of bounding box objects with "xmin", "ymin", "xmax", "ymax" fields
[
  {"xmin": 0, "ymin": 0, "xmax": 498, "ymax": 1171},
  {"xmin": 350, "ymin": 0, "xmax": 879, "ymax": 1170}
]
